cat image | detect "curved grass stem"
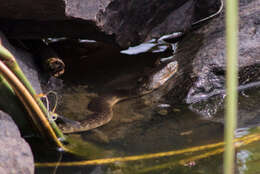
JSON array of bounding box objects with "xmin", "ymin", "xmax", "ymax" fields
[{"xmin": 0, "ymin": 43, "xmax": 66, "ymax": 149}]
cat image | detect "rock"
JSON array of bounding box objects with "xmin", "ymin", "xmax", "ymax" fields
[
  {"xmin": 186, "ymin": 0, "xmax": 260, "ymax": 104},
  {"xmin": 0, "ymin": 32, "xmax": 40, "ymax": 173},
  {"xmin": 0, "ymin": 31, "xmax": 43, "ymax": 94},
  {"xmin": 183, "ymin": 0, "xmax": 260, "ymax": 116},
  {"xmin": 0, "ymin": 31, "xmax": 45, "ymax": 133},
  {"xmin": 0, "ymin": 110, "xmax": 34, "ymax": 174},
  {"xmin": 0, "ymin": 0, "xmax": 220, "ymax": 48},
  {"xmin": 97, "ymin": 0, "xmax": 196, "ymax": 47}
]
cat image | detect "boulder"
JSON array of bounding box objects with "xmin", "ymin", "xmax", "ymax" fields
[
  {"xmin": 0, "ymin": 31, "xmax": 44, "ymax": 130},
  {"xmin": 0, "ymin": 31, "xmax": 46, "ymax": 172},
  {"xmin": 0, "ymin": 111, "xmax": 34, "ymax": 174},
  {"xmin": 182, "ymin": 0, "xmax": 260, "ymax": 116},
  {"xmin": 0, "ymin": 0, "xmax": 220, "ymax": 48},
  {"xmin": 0, "ymin": 31, "xmax": 43, "ymax": 94},
  {"xmin": 187, "ymin": 0, "xmax": 260, "ymax": 103}
]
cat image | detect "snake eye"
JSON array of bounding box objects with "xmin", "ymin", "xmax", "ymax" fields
[{"xmin": 137, "ymin": 77, "xmax": 143, "ymax": 83}]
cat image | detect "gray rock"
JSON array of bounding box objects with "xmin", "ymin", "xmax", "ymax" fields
[
  {"xmin": 0, "ymin": 0, "xmax": 220, "ymax": 48},
  {"xmin": 0, "ymin": 111, "xmax": 34, "ymax": 174},
  {"xmin": 183, "ymin": 0, "xmax": 260, "ymax": 117},
  {"xmin": 0, "ymin": 31, "xmax": 46, "ymax": 134},
  {"xmin": 0, "ymin": 31, "xmax": 42, "ymax": 94},
  {"xmin": 186, "ymin": 0, "xmax": 260, "ymax": 104},
  {"xmin": 0, "ymin": 32, "xmax": 38, "ymax": 173}
]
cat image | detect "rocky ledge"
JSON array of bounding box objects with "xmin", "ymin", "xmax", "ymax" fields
[{"xmin": 0, "ymin": 0, "xmax": 220, "ymax": 48}]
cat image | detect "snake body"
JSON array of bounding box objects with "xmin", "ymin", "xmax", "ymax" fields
[
  {"xmin": 59, "ymin": 61, "xmax": 178, "ymax": 133},
  {"xmin": 58, "ymin": 1, "xmax": 225, "ymax": 133}
]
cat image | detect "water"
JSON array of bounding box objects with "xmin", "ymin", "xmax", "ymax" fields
[
  {"xmin": 33, "ymin": 86, "xmax": 260, "ymax": 174},
  {"xmin": 31, "ymin": 39, "xmax": 260, "ymax": 174}
]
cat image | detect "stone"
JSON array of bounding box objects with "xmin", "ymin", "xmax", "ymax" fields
[
  {"xmin": 0, "ymin": 111, "xmax": 34, "ymax": 174},
  {"xmin": 0, "ymin": 31, "xmax": 43, "ymax": 94},
  {"xmin": 0, "ymin": 0, "xmax": 220, "ymax": 48},
  {"xmin": 0, "ymin": 32, "xmax": 41, "ymax": 173},
  {"xmin": 0, "ymin": 31, "xmax": 45, "ymax": 133},
  {"xmin": 183, "ymin": 0, "xmax": 260, "ymax": 116}
]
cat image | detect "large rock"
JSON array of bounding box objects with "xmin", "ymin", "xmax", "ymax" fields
[
  {"xmin": 0, "ymin": 0, "xmax": 220, "ymax": 48},
  {"xmin": 0, "ymin": 31, "xmax": 42, "ymax": 173},
  {"xmin": 0, "ymin": 31, "xmax": 44, "ymax": 172},
  {"xmin": 179, "ymin": 0, "xmax": 260, "ymax": 117},
  {"xmin": 0, "ymin": 32, "xmax": 43, "ymax": 94},
  {"xmin": 186, "ymin": 0, "xmax": 260, "ymax": 103},
  {"xmin": 0, "ymin": 31, "xmax": 44, "ymax": 130},
  {"xmin": 0, "ymin": 111, "xmax": 34, "ymax": 174}
]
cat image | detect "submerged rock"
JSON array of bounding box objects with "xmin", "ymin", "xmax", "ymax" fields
[{"xmin": 0, "ymin": 111, "xmax": 34, "ymax": 174}]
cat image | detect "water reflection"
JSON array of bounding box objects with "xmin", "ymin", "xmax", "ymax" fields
[
  {"xmin": 237, "ymin": 150, "xmax": 251, "ymax": 174},
  {"xmin": 236, "ymin": 128, "xmax": 250, "ymax": 138},
  {"xmin": 120, "ymin": 32, "xmax": 180, "ymax": 55}
]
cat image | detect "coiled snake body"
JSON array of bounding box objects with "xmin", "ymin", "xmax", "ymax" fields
[{"xmin": 59, "ymin": 61, "xmax": 178, "ymax": 133}]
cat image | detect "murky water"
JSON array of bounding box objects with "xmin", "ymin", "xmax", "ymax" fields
[{"xmin": 31, "ymin": 39, "xmax": 260, "ymax": 174}]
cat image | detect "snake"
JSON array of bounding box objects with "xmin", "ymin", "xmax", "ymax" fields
[
  {"xmin": 59, "ymin": 61, "xmax": 178, "ymax": 133},
  {"xmin": 58, "ymin": 0, "xmax": 225, "ymax": 133}
]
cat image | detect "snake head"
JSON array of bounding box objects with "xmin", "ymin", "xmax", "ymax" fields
[{"xmin": 138, "ymin": 61, "xmax": 178, "ymax": 94}]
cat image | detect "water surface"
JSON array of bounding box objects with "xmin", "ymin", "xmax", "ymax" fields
[{"xmin": 32, "ymin": 39, "xmax": 260, "ymax": 174}]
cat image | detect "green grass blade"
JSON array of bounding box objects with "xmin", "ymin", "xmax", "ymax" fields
[{"xmin": 224, "ymin": 0, "xmax": 239, "ymax": 173}]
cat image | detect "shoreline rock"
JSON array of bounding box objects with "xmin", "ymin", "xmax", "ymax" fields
[
  {"xmin": 184, "ymin": 0, "xmax": 260, "ymax": 117},
  {"xmin": 0, "ymin": 31, "xmax": 44, "ymax": 173},
  {"xmin": 0, "ymin": 111, "xmax": 34, "ymax": 174}
]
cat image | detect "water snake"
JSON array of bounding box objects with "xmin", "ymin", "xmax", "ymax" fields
[{"xmin": 59, "ymin": 61, "xmax": 178, "ymax": 133}]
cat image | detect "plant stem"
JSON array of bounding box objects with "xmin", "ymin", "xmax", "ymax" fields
[
  {"xmin": 224, "ymin": 0, "xmax": 239, "ymax": 173},
  {"xmin": 0, "ymin": 43, "xmax": 66, "ymax": 145}
]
